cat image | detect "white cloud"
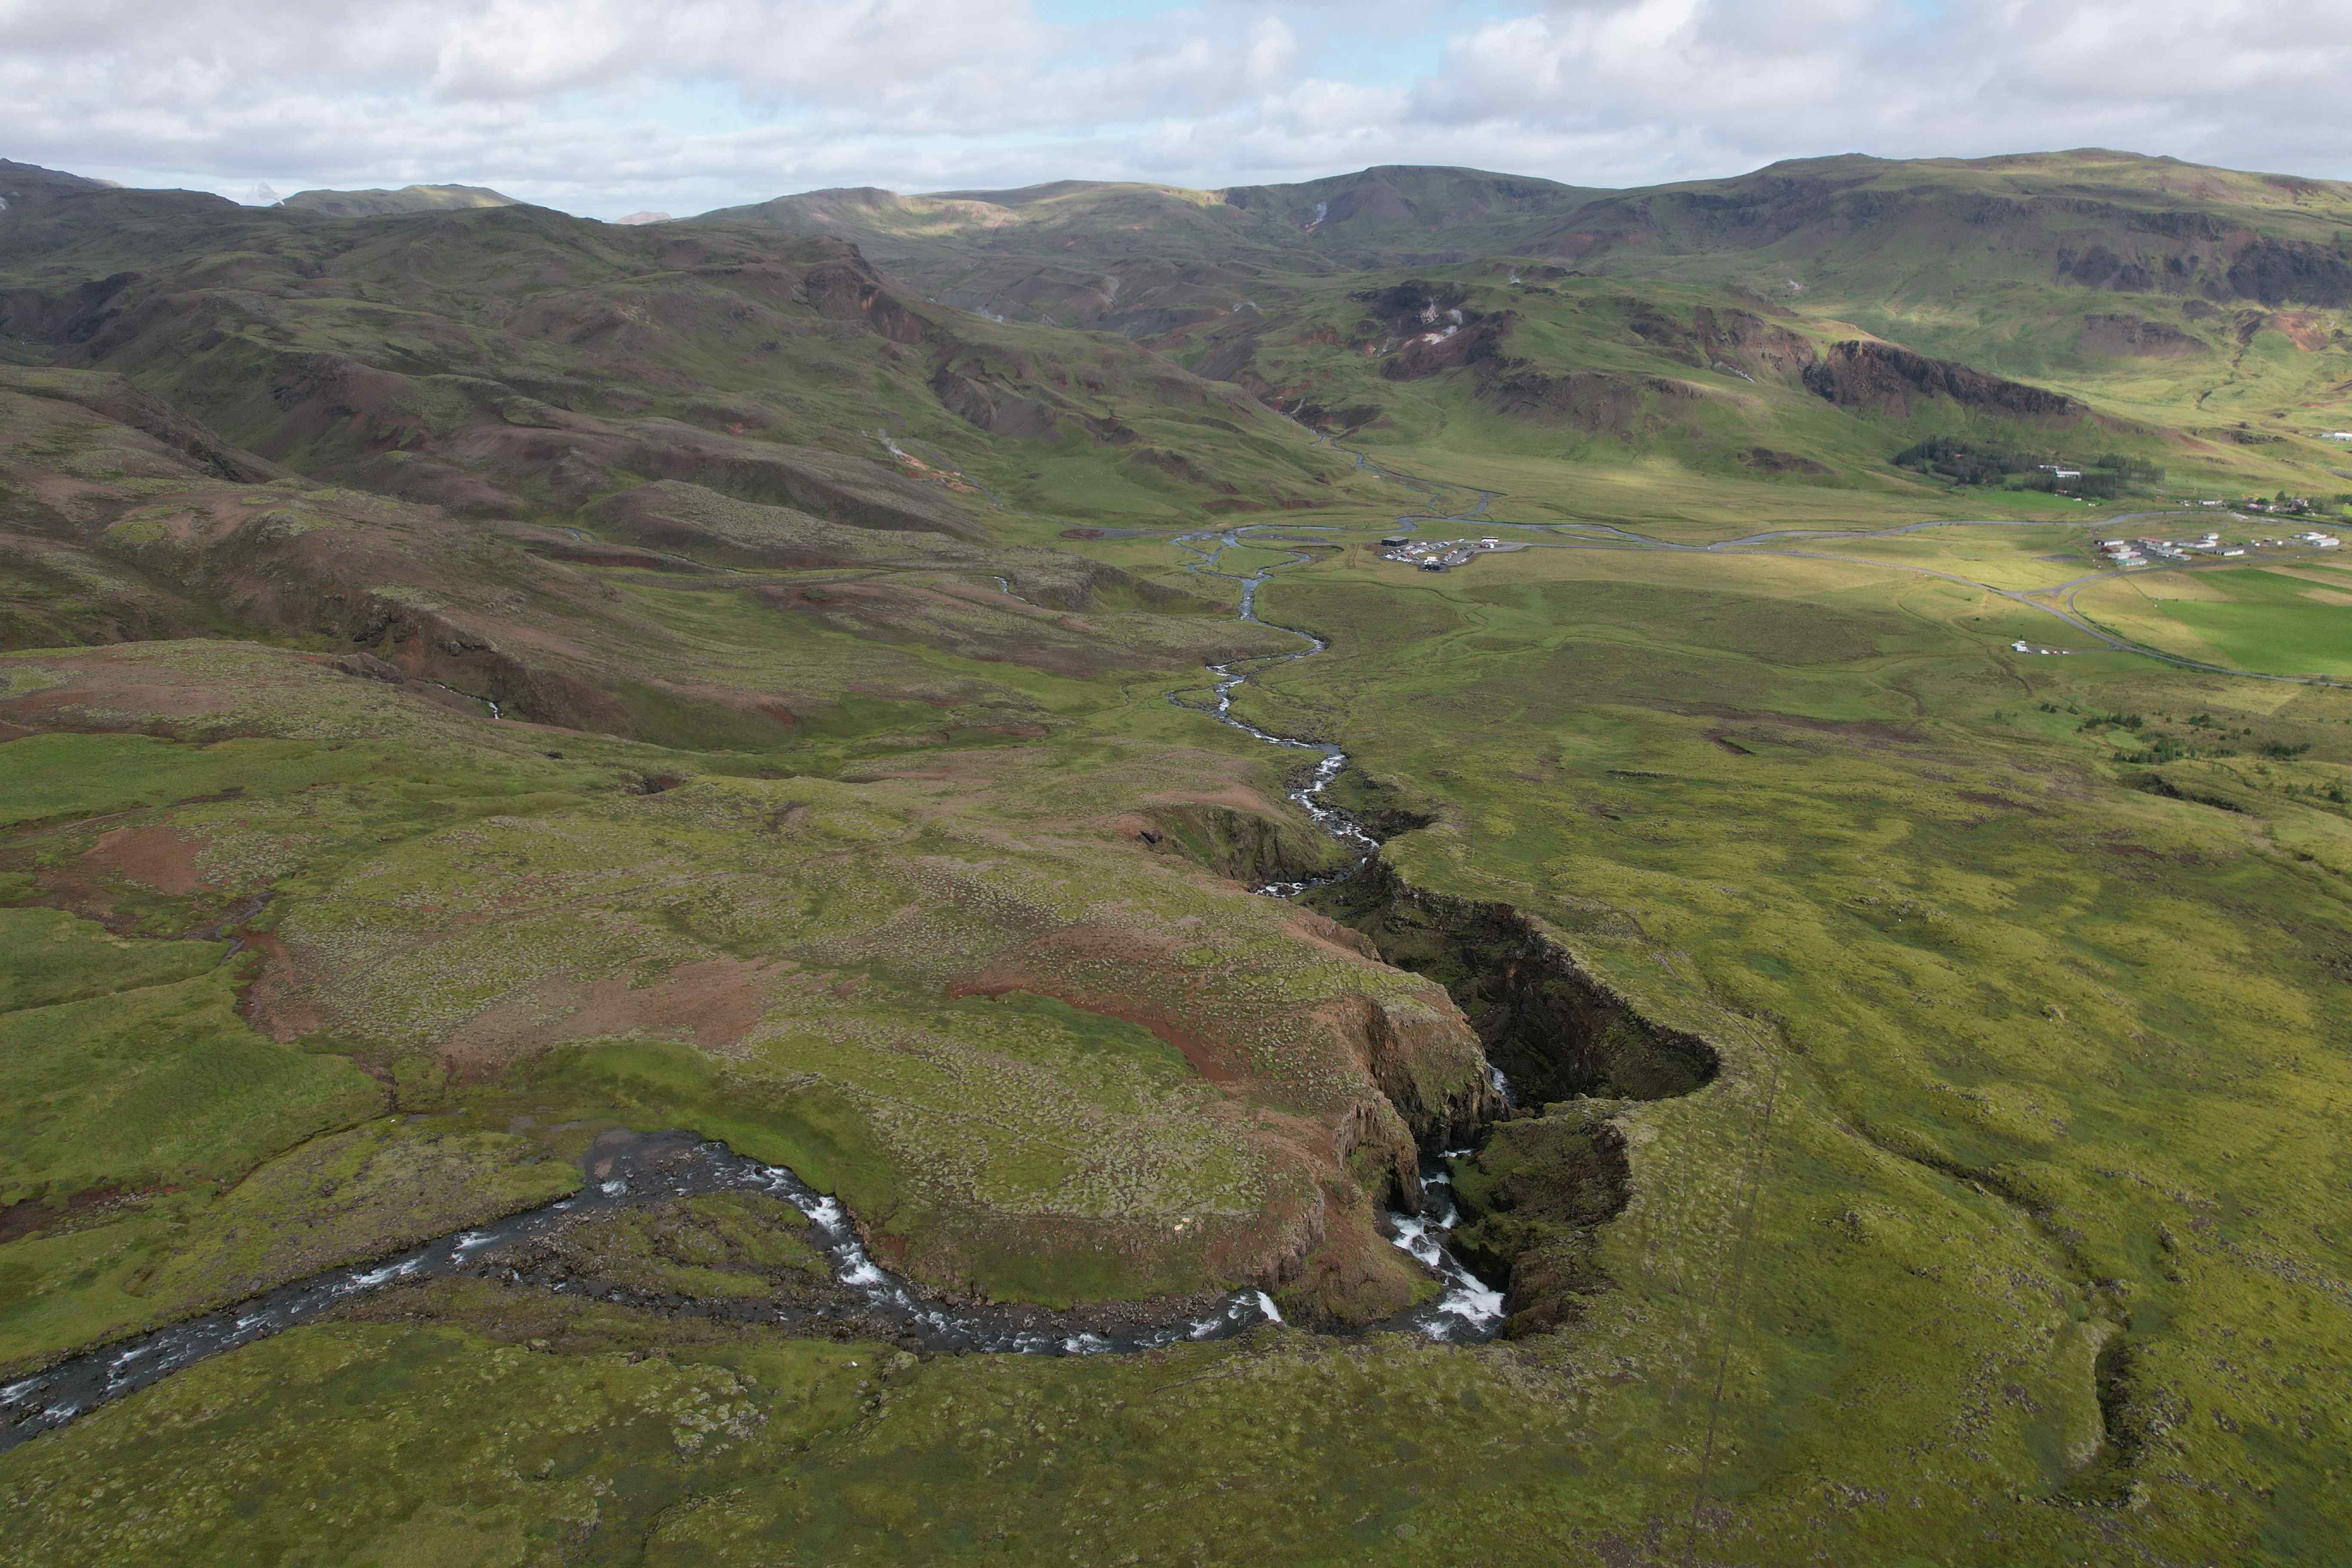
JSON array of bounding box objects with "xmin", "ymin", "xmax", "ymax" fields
[
  {"xmin": 0, "ymin": 0, "xmax": 2346, "ymax": 217},
  {"xmin": 1413, "ymin": 0, "xmax": 2352, "ymax": 177}
]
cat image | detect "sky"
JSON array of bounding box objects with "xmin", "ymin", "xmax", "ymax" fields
[{"xmin": 5, "ymin": 0, "xmax": 2350, "ymax": 220}]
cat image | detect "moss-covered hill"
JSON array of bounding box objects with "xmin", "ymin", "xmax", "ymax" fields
[{"xmin": 688, "ymin": 152, "xmax": 2352, "ymax": 506}]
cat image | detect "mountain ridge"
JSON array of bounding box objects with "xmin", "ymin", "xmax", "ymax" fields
[{"xmin": 278, "ymin": 183, "xmax": 520, "ymax": 218}]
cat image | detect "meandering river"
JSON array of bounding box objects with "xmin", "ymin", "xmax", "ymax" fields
[{"xmin": 0, "ymin": 1132, "xmax": 1283, "ymax": 1454}]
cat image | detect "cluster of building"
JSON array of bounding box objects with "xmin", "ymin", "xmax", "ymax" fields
[
  {"xmin": 2181, "ymin": 496, "xmax": 2330, "ymax": 515},
  {"xmin": 2096, "ymin": 528, "xmax": 2338, "ymax": 567},
  {"xmin": 2098, "ymin": 533, "xmax": 2209, "ymax": 565},
  {"xmin": 1376, "ymin": 535, "xmax": 1514, "ymax": 571},
  {"xmin": 2190, "ymin": 495, "xmax": 2334, "ymax": 515}
]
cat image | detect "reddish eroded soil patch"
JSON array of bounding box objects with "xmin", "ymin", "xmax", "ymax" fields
[
  {"xmin": 2268, "ymin": 312, "xmax": 2335, "ymax": 352},
  {"xmin": 31, "ymin": 822, "xmax": 221, "ymax": 926},
  {"xmin": 81, "ymin": 824, "xmax": 210, "ymax": 894},
  {"xmin": 436, "ymin": 957, "xmax": 787, "ymax": 1079},
  {"xmin": 1703, "ymin": 729, "xmax": 1755, "ymax": 756},
  {"xmin": 239, "ymin": 931, "xmax": 327, "ymax": 1039},
  {"xmin": 0, "ymin": 658, "xmax": 263, "ymax": 733},
  {"xmin": 1141, "ymin": 784, "xmax": 1283, "ymax": 816},
  {"xmin": 945, "ymin": 924, "xmax": 1245, "ymax": 1084},
  {"xmin": 1283, "ymin": 909, "xmax": 1380, "ymax": 964}
]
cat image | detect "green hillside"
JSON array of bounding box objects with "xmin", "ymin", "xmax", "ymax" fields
[
  {"xmin": 1, "ymin": 147, "xmax": 2349, "ymax": 1567},
  {"xmin": 695, "ymin": 151, "xmax": 2352, "ymax": 487},
  {"xmin": 1544, "ymin": 150, "xmax": 2352, "ymax": 303}
]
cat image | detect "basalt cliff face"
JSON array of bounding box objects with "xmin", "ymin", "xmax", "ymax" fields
[
  {"xmin": 1802, "ymin": 340, "xmax": 2083, "ymax": 420},
  {"xmin": 1308, "ymin": 860, "xmax": 1718, "ymax": 1108},
  {"xmin": 1308, "ymin": 859, "xmax": 1721, "ymax": 1334}
]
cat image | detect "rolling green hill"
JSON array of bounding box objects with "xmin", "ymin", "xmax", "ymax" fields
[{"xmin": 692, "ymin": 150, "xmax": 2352, "ymax": 495}]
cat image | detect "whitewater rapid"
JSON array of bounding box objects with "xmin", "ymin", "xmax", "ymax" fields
[{"xmin": 1170, "ymin": 524, "xmax": 1510, "ymax": 1340}]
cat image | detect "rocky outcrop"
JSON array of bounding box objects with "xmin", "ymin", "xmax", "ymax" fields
[
  {"xmin": 2054, "ymin": 244, "xmax": 2159, "ymax": 293},
  {"xmin": 2076, "ymin": 313, "xmax": 2205, "ymax": 359},
  {"xmin": 1625, "ymin": 302, "xmax": 1816, "ymax": 379},
  {"xmin": 927, "ymin": 363, "xmax": 1064, "ymax": 440},
  {"xmin": 2220, "ymin": 236, "xmax": 2352, "ymax": 309},
  {"xmin": 1333, "ymin": 991, "xmax": 1501, "ymax": 1153},
  {"xmin": 1802, "ymin": 340, "xmax": 2079, "ymax": 420},
  {"xmin": 1134, "ymin": 801, "xmax": 1339, "ymax": 886},
  {"xmin": 1446, "ymin": 1110, "xmax": 1630, "ymax": 1337},
  {"xmin": 1378, "ymin": 319, "xmax": 1511, "ymax": 381},
  {"xmin": 1310, "ymin": 861, "xmax": 1718, "ymax": 1106},
  {"xmin": 1479, "ymin": 367, "xmax": 1695, "ymax": 436},
  {"xmin": 801, "ymin": 260, "xmax": 926, "ymax": 345}
]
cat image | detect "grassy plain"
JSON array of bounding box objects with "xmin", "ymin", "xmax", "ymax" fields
[
  {"xmin": 2072, "ymin": 563, "xmax": 2352, "ymax": 677},
  {"xmin": 1237, "ymin": 518, "xmax": 2352, "ymax": 1562}
]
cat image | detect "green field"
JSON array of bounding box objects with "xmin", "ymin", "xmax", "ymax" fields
[{"xmin": 2073, "ymin": 564, "xmax": 2352, "ymax": 677}]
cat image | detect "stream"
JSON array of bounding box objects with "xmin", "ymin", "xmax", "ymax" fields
[
  {"xmin": 1170, "ymin": 511, "xmax": 1513, "ymax": 1343},
  {"xmin": 0, "ymin": 1130, "xmax": 1280, "ymax": 1455}
]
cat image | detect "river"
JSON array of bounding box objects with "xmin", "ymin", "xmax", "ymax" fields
[
  {"xmin": 0, "ymin": 1131, "xmax": 1282, "ymax": 1454},
  {"xmin": 1170, "ymin": 514, "xmax": 1513, "ymax": 1341}
]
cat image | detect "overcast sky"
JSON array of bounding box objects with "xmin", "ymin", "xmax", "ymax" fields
[{"xmin": 5, "ymin": 0, "xmax": 2349, "ymax": 219}]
